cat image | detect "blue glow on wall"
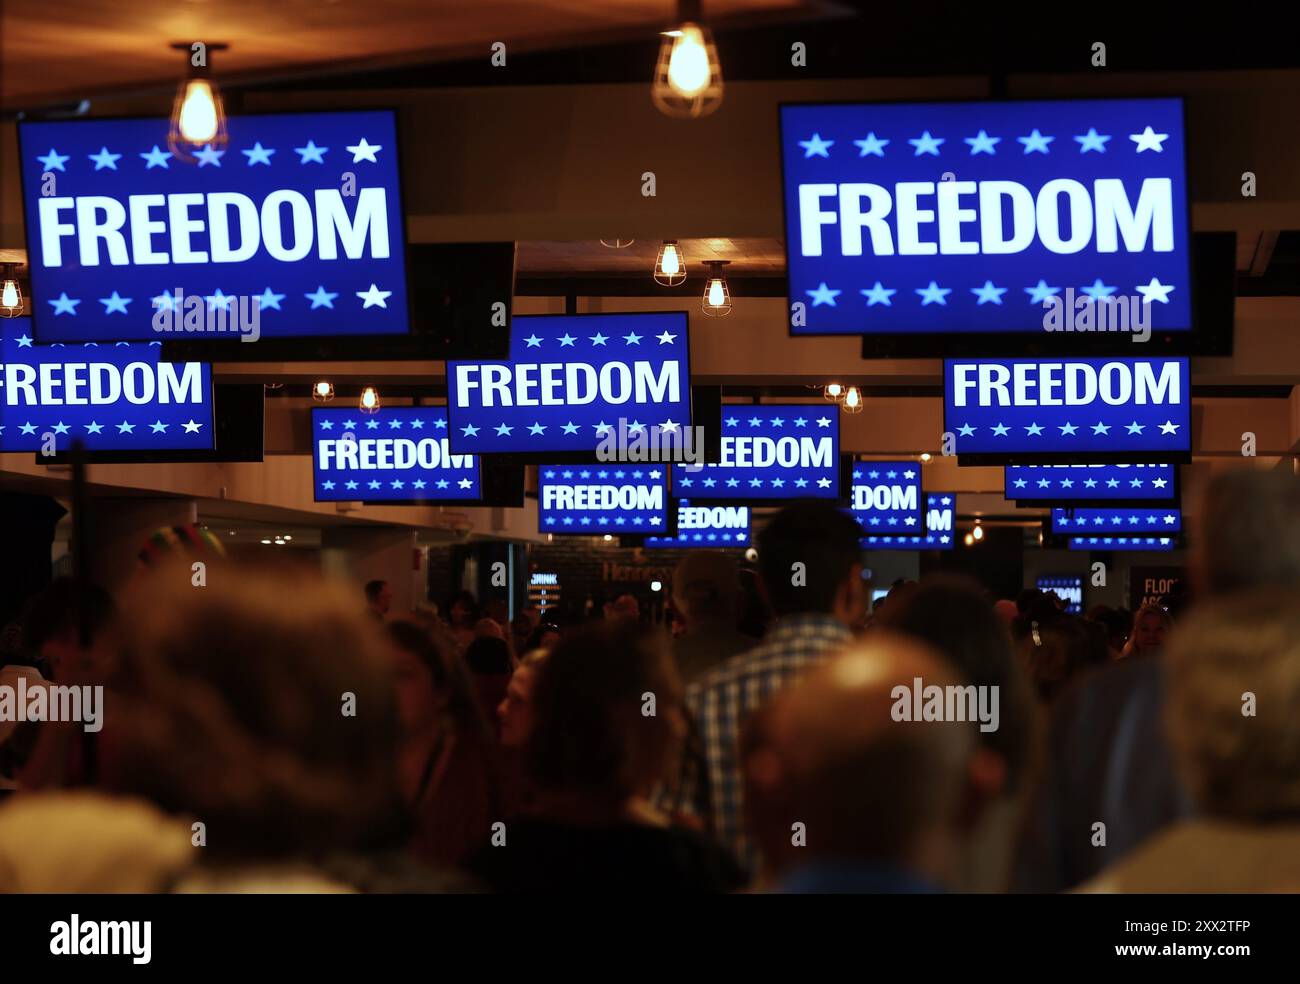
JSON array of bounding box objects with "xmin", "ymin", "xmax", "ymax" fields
[
  {"xmin": 945, "ymin": 357, "xmax": 1190, "ymax": 455},
  {"xmin": 19, "ymin": 111, "xmax": 409, "ymax": 343},
  {"xmin": 644, "ymin": 500, "xmax": 751, "ymax": 548},
  {"xmin": 1006, "ymin": 462, "xmax": 1176, "ymax": 500},
  {"xmin": 780, "ymin": 98, "xmax": 1191, "ymax": 334},
  {"xmin": 859, "ymin": 493, "xmax": 955, "ymax": 550},
  {"xmin": 311, "ymin": 406, "xmax": 479, "ymax": 502},
  {"xmin": 1, "ymin": 317, "xmax": 212, "ymax": 452},
  {"xmin": 446, "ymin": 312, "xmax": 690, "ymax": 454},
  {"xmin": 672, "ymin": 404, "xmax": 839, "ymax": 499},
  {"xmin": 537, "ymin": 464, "xmax": 668, "ymax": 534},
  {"xmin": 1052, "ymin": 507, "xmax": 1182, "ymax": 535}
]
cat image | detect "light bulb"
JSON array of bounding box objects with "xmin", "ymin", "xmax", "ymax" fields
[
  {"xmin": 652, "ymin": 22, "xmax": 723, "ymax": 118},
  {"xmin": 313, "ymin": 381, "xmax": 335, "ymax": 403},
  {"xmin": 661, "ymin": 244, "xmax": 681, "ymax": 275},
  {"xmin": 654, "ymin": 241, "xmax": 687, "ymax": 286},
  {"xmin": 360, "ymin": 386, "xmax": 380, "ymax": 413},
  {"xmin": 920, "ymin": 453, "xmax": 932, "ymax": 462},
  {"xmin": 603, "ymin": 534, "xmax": 613, "ymax": 542},
  {"xmin": 0, "ymin": 278, "xmax": 21, "ymax": 317},
  {"xmin": 964, "ymin": 533, "xmax": 975, "ymax": 547},
  {"xmin": 843, "ymin": 386, "xmax": 862, "ymax": 409},
  {"xmin": 824, "ymin": 383, "xmax": 842, "ymax": 402},
  {"xmin": 707, "ymin": 279, "xmax": 725, "ymax": 305},
  {"xmin": 666, "ymin": 25, "xmax": 710, "ymax": 95},
  {"xmin": 972, "ymin": 524, "xmax": 985, "ymax": 541},
  {"xmin": 178, "ymin": 80, "xmax": 219, "ymax": 143},
  {"xmin": 650, "ymin": 580, "xmax": 663, "ymax": 592},
  {"xmin": 701, "ymin": 261, "xmax": 732, "ymax": 316}
]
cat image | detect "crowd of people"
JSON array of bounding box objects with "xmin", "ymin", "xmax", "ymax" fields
[{"xmin": 1, "ymin": 468, "xmax": 1298, "ymax": 893}]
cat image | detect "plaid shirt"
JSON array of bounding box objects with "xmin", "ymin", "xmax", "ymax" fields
[{"xmin": 669, "ymin": 614, "xmax": 851, "ymax": 875}]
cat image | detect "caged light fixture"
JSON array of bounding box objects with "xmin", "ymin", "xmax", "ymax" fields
[
  {"xmin": 312, "ymin": 381, "xmax": 335, "ymax": 403},
  {"xmin": 652, "ymin": 1, "xmax": 724, "ymax": 119},
  {"xmin": 701, "ymin": 260, "xmax": 732, "ymax": 316},
  {"xmin": 0, "ymin": 263, "xmax": 23, "ymax": 317},
  {"xmin": 823, "ymin": 383, "xmax": 843, "ymax": 402},
  {"xmin": 654, "ymin": 240, "xmax": 687, "ymax": 286},
  {"xmin": 168, "ymin": 41, "xmax": 229, "ymax": 164},
  {"xmin": 359, "ymin": 386, "xmax": 381, "ymax": 414},
  {"xmin": 840, "ymin": 386, "xmax": 863, "ymax": 414}
]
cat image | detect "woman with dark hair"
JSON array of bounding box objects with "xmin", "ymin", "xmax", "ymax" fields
[
  {"xmin": 469, "ymin": 621, "xmax": 743, "ymax": 893},
  {"xmin": 444, "ymin": 590, "xmax": 479, "ymax": 653},
  {"xmin": 387, "ymin": 621, "xmax": 501, "ymax": 869}
]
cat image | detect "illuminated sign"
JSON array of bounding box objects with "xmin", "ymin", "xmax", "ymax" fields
[
  {"xmin": 672, "ymin": 404, "xmax": 839, "ymax": 499},
  {"xmin": 944, "ymin": 357, "xmax": 1190, "ymax": 457},
  {"xmin": 311, "ymin": 407, "xmax": 479, "ymax": 502},
  {"xmin": 1052, "ymin": 507, "xmax": 1181, "ymax": 535},
  {"xmin": 1068, "ymin": 536, "xmax": 1175, "ymax": 551},
  {"xmin": 1006, "ymin": 462, "xmax": 1176, "ymax": 500},
  {"xmin": 0, "ymin": 318, "xmax": 212, "ymax": 452},
  {"xmin": 779, "ymin": 98, "xmax": 1191, "ymax": 335},
  {"xmin": 537, "ymin": 464, "xmax": 668, "ymax": 534},
  {"xmin": 644, "ymin": 499, "xmax": 751, "ymax": 548},
  {"xmin": 1037, "ymin": 575, "xmax": 1083, "ymax": 613},
  {"xmin": 18, "ymin": 111, "xmax": 409, "ymax": 343},
  {"xmin": 851, "ymin": 460, "xmax": 922, "ymax": 531},
  {"xmin": 447, "ymin": 313, "xmax": 690, "ymax": 454},
  {"xmin": 860, "ymin": 493, "xmax": 955, "ymax": 550},
  {"xmin": 1129, "ymin": 566, "xmax": 1185, "ymax": 609}
]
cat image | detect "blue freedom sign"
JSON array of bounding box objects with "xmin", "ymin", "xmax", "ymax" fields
[
  {"xmin": 860, "ymin": 493, "xmax": 955, "ymax": 550},
  {"xmin": 537, "ymin": 464, "xmax": 668, "ymax": 534},
  {"xmin": 1052, "ymin": 506, "xmax": 1182, "ymax": 535},
  {"xmin": 672, "ymin": 404, "xmax": 839, "ymax": 499},
  {"xmin": 1068, "ymin": 536, "xmax": 1175, "ymax": 551},
  {"xmin": 945, "ymin": 357, "xmax": 1190, "ymax": 457},
  {"xmin": 0, "ymin": 318, "xmax": 212, "ymax": 452},
  {"xmin": 311, "ymin": 407, "xmax": 479, "ymax": 502},
  {"xmin": 446, "ymin": 313, "xmax": 690, "ymax": 454},
  {"xmin": 18, "ymin": 111, "xmax": 409, "ymax": 343},
  {"xmin": 1037, "ymin": 575, "xmax": 1083, "ymax": 613},
  {"xmin": 644, "ymin": 500, "xmax": 751, "ymax": 548},
  {"xmin": 851, "ymin": 460, "xmax": 923, "ymax": 531},
  {"xmin": 779, "ymin": 98, "xmax": 1191, "ymax": 335},
  {"xmin": 1006, "ymin": 462, "xmax": 1176, "ymax": 500}
]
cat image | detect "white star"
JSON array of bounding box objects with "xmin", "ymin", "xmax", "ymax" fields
[
  {"xmin": 99, "ymin": 291, "xmax": 132, "ymax": 314},
  {"xmin": 182, "ymin": 419, "xmax": 203, "ymax": 433},
  {"xmin": 523, "ymin": 334, "xmax": 543, "ymax": 348},
  {"xmin": 971, "ymin": 281, "xmax": 1007, "ymax": 305},
  {"xmin": 1126, "ymin": 421, "xmax": 1145, "ymax": 434},
  {"xmin": 49, "ymin": 293, "xmax": 81, "ymax": 315},
  {"xmin": 1059, "ymin": 422, "xmax": 1079, "ymax": 435},
  {"xmin": 85, "ymin": 422, "xmax": 103, "ymax": 434},
  {"xmin": 16, "ymin": 334, "xmax": 33, "ymax": 348},
  {"xmin": 305, "ymin": 286, "xmax": 339, "ymax": 309},
  {"xmin": 528, "ymin": 422, "xmax": 546, "ymax": 436},
  {"xmin": 116, "ymin": 421, "xmax": 135, "ymax": 434},
  {"xmin": 1129, "ymin": 126, "xmax": 1169, "ymax": 153},
  {"xmin": 205, "ymin": 289, "xmax": 235, "ymax": 310},
  {"xmin": 1159, "ymin": 420, "xmax": 1181, "ymax": 435},
  {"xmin": 588, "ymin": 332, "xmax": 608, "ymax": 346},
  {"xmin": 623, "ymin": 332, "xmax": 642, "ymax": 345},
  {"xmin": 916, "ymin": 281, "xmax": 951, "ymax": 305},
  {"xmin": 258, "ymin": 287, "xmax": 285, "ymax": 311},
  {"xmin": 860, "ymin": 282, "xmax": 896, "ymax": 306},
  {"xmin": 1092, "ymin": 422, "xmax": 1111, "ymax": 435},
  {"xmin": 37, "ymin": 148, "xmax": 70, "ymax": 171},
  {"xmin": 1025, "ymin": 279, "xmax": 1062, "ymax": 305},
  {"xmin": 656, "ymin": 331, "xmax": 677, "ymax": 344},
  {"xmin": 799, "ymin": 133, "xmax": 834, "ymax": 158},
  {"xmin": 558, "ymin": 333, "xmax": 577, "ymax": 346},
  {"xmin": 1135, "ymin": 278, "xmax": 1175, "ymax": 304},
  {"xmin": 356, "ymin": 283, "xmax": 393, "ymax": 309},
  {"xmin": 1026, "ymin": 423, "xmax": 1044, "ymax": 435},
  {"xmin": 193, "ymin": 144, "xmax": 225, "ymax": 167},
  {"xmin": 150, "ymin": 420, "xmax": 169, "ymax": 433},
  {"xmin": 346, "ymin": 137, "xmax": 382, "ymax": 163},
  {"xmin": 561, "ymin": 421, "xmax": 579, "ymax": 435},
  {"xmin": 1080, "ymin": 278, "xmax": 1118, "ymax": 299},
  {"xmin": 461, "ymin": 424, "xmax": 480, "ymax": 437},
  {"xmin": 241, "ymin": 141, "xmax": 276, "ymax": 166},
  {"xmin": 495, "ymin": 423, "xmax": 513, "ymax": 436},
  {"xmin": 816, "ymin": 417, "xmax": 831, "ymax": 428},
  {"xmin": 991, "ymin": 423, "xmax": 1010, "ymax": 436}
]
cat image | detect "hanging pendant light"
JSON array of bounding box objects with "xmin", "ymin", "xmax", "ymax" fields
[
  {"xmin": 600, "ymin": 239, "xmax": 636, "ymax": 249},
  {"xmin": 823, "ymin": 383, "xmax": 843, "ymax": 402},
  {"xmin": 360, "ymin": 386, "xmax": 381, "ymax": 414},
  {"xmin": 840, "ymin": 386, "xmax": 863, "ymax": 413},
  {"xmin": 701, "ymin": 260, "xmax": 731, "ymax": 316},
  {"xmin": 168, "ymin": 42, "xmax": 229, "ymax": 164},
  {"xmin": 0, "ymin": 263, "xmax": 23, "ymax": 318},
  {"xmin": 652, "ymin": 2, "xmax": 724, "ymax": 119},
  {"xmin": 312, "ymin": 381, "xmax": 335, "ymax": 403},
  {"xmin": 654, "ymin": 240, "xmax": 687, "ymax": 286}
]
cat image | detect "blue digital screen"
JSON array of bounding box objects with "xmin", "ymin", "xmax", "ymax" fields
[
  {"xmin": 1006, "ymin": 462, "xmax": 1176, "ymax": 500},
  {"xmin": 538, "ymin": 464, "xmax": 668, "ymax": 534},
  {"xmin": 1052, "ymin": 507, "xmax": 1182, "ymax": 534},
  {"xmin": 671, "ymin": 404, "xmax": 839, "ymax": 498},
  {"xmin": 945, "ymin": 357, "xmax": 1190, "ymax": 456},
  {"xmin": 860, "ymin": 493, "xmax": 955, "ymax": 550},
  {"xmin": 0, "ymin": 317, "xmax": 213, "ymax": 452},
  {"xmin": 1037, "ymin": 575, "xmax": 1083, "ymax": 613},
  {"xmin": 446, "ymin": 313, "xmax": 690, "ymax": 454},
  {"xmin": 1068, "ymin": 536, "xmax": 1175, "ymax": 551},
  {"xmin": 780, "ymin": 98, "xmax": 1191, "ymax": 334},
  {"xmin": 311, "ymin": 407, "xmax": 480, "ymax": 502},
  {"xmin": 851, "ymin": 460, "xmax": 923, "ymax": 531},
  {"xmin": 18, "ymin": 111, "xmax": 409, "ymax": 343},
  {"xmin": 644, "ymin": 499, "xmax": 751, "ymax": 548}
]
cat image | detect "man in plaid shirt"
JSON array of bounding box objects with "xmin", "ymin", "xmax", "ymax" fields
[{"xmin": 666, "ymin": 501, "xmax": 866, "ymax": 877}]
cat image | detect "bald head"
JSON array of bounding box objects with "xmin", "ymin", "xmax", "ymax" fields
[{"xmin": 745, "ymin": 633, "xmax": 979, "ymax": 880}]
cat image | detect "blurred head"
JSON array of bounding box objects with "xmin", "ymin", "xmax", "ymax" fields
[
  {"xmin": 1018, "ymin": 614, "xmax": 1109, "ymax": 702},
  {"xmin": 606, "ymin": 594, "xmax": 640, "ymax": 621},
  {"xmin": 1086, "ymin": 605, "xmax": 1132, "ymax": 654},
  {"xmin": 527, "ymin": 622, "xmax": 684, "ymax": 803},
  {"xmin": 757, "ymin": 501, "xmax": 865, "ymax": 624},
  {"xmin": 524, "ymin": 623, "xmax": 561, "ymax": 655},
  {"xmin": 389, "ymin": 620, "xmax": 490, "ymax": 744},
  {"xmin": 498, "ymin": 650, "xmax": 550, "ymax": 749},
  {"xmin": 992, "ymin": 599, "xmax": 1018, "ymax": 627},
  {"xmin": 364, "ymin": 579, "xmax": 392, "ymax": 616},
  {"xmin": 19, "ymin": 577, "xmax": 115, "ymax": 681},
  {"xmin": 464, "ymin": 635, "xmax": 512, "ymax": 675},
  {"xmin": 1165, "ymin": 589, "xmax": 1300, "ymax": 821},
  {"xmin": 671, "ymin": 551, "xmax": 739, "ymax": 629},
  {"xmin": 744, "ymin": 633, "xmax": 998, "ymax": 885},
  {"xmin": 874, "ymin": 576, "xmax": 1031, "ymax": 791},
  {"xmin": 1129, "ymin": 604, "xmax": 1172, "ymax": 655},
  {"xmin": 1197, "ymin": 470, "xmax": 1300, "ymax": 598},
  {"xmin": 447, "ymin": 591, "xmax": 477, "ymax": 627},
  {"xmin": 474, "ymin": 617, "xmax": 505, "ymax": 641},
  {"xmin": 100, "ymin": 561, "xmax": 405, "ymax": 862}
]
